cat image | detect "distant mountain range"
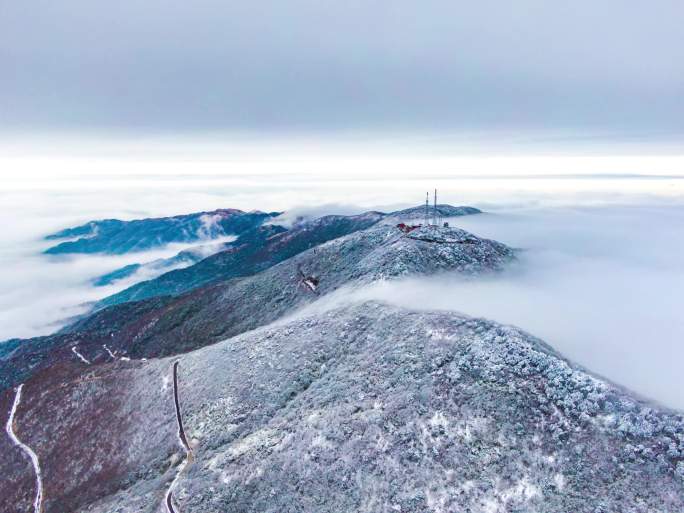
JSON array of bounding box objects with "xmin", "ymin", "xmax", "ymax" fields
[
  {"xmin": 82, "ymin": 204, "xmax": 483, "ymax": 310},
  {"xmin": 93, "ymin": 212, "xmax": 381, "ymax": 308},
  {"xmin": 91, "ymin": 238, "xmax": 239, "ymax": 287},
  {"xmin": 44, "ymin": 208, "xmax": 278, "ymax": 255}
]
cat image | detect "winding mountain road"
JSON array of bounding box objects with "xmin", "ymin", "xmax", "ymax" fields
[
  {"xmin": 5, "ymin": 384, "xmax": 44, "ymax": 513},
  {"xmin": 164, "ymin": 361, "xmax": 193, "ymax": 513}
]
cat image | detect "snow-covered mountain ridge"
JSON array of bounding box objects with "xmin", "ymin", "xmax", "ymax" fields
[
  {"xmin": 2, "ymin": 204, "xmax": 683, "ymax": 513},
  {"xmin": 2, "ymin": 302, "xmax": 683, "ymax": 513},
  {"xmin": 1, "ymin": 221, "xmax": 512, "ymax": 391}
]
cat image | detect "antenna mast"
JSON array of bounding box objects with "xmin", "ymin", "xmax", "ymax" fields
[
  {"xmin": 425, "ymin": 192, "xmax": 429, "ymax": 226},
  {"xmin": 434, "ymin": 188, "xmax": 438, "ymax": 226}
]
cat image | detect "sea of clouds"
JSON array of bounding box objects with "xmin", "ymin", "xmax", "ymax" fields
[{"xmin": 2, "ymin": 166, "xmax": 684, "ymax": 408}]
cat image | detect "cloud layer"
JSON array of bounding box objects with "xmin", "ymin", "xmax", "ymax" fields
[{"xmin": 2, "ymin": 0, "xmax": 683, "ymax": 135}]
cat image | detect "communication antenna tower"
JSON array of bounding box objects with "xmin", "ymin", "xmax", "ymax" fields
[
  {"xmin": 434, "ymin": 189, "xmax": 438, "ymax": 226},
  {"xmin": 425, "ymin": 192, "xmax": 429, "ymax": 226}
]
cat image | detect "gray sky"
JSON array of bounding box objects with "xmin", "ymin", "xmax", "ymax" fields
[{"xmin": 1, "ymin": 0, "xmax": 683, "ymax": 139}]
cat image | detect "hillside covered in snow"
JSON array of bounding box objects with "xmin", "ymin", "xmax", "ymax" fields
[
  {"xmin": 2, "ymin": 204, "xmax": 683, "ymax": 513},
  {"xmin": 3, "ymin": 302, "xmax": 684, "ymax": 513}
]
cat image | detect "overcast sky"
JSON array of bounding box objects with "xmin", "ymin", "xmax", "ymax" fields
[{"xmin": 1, "ymin": 0, "xmax": 683, "ymax": 142}]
